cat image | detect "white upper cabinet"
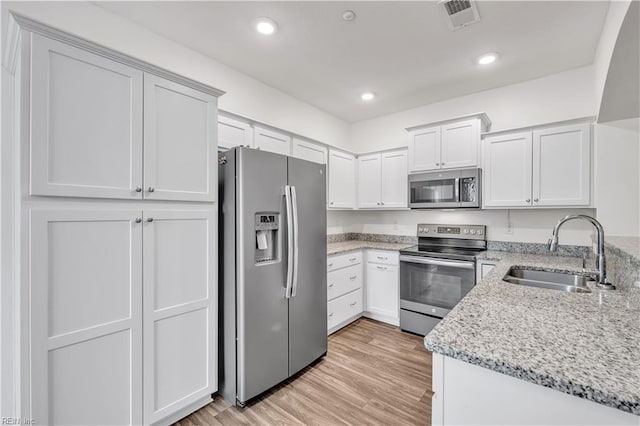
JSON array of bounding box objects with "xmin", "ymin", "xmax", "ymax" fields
[
  {"xmin": 533, "ymin": 124, "xmax": 591, "ymax": 206},
  {"xmin": 218, "ymin": 115, "xmax": 253, "ymax": 150},
  {"xmin": 30, "ymin": 34, "xmax": 144, "ymax": 199},
  {"xmin": 407, "ymin": 115, "xmax": 489, "ymax": 173},
  {"xmin": 408, "ymin": 126, "xmax": 441, "ymax": 172},
  {"xmin": 357, "ymin": 149, "xmax": 408, "ymax": 209},
  {"xmin": 328, "ymin": 149, "xmax": 356, "ymax": 209},
  {"xmin": 381, "ymin": 150, "xmax": 408, "ymax": 208},
  {"xmin": 440, "ymin": 119, "xmax": 480, "ymax": 169},
  {"xmin": 483, "ymin": 122, "xmax": 591, "ymax": 208},
  {"xmin": 483, "ymin": 132, "xmax": 533, "ymax": 207},
  {"xmin": 357, "ymin": 154, "xmax": 382, "ymax": 208},
  {"xmin": 144, "ymin": 74, "xmax": 218, "ymax": 203},
  {"xmin": 292, "ymin": 138, "xmax": 328, "ymax": 164},
  {"xmin": 254, "ymin": 126, "xmax": 291, "ymax": 156}
]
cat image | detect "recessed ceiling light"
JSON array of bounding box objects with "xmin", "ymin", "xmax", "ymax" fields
[
  {"xmin": 342, "ymin": 10, "xmax": 356, "ymax": 21},
  {"xmin": 477, "ymin": 53, "xmax": 498, "ymax": 65},
  {"xmin": 361, "ymin": 92, "xmax": 375, "ymax": 101},
  {"xmin": 254, "ymin": 17, "xmax": 278, "ymax": 35}
]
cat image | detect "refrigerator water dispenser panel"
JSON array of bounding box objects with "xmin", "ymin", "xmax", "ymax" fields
[{"xmin": 255, "ymin": 213, "xmax": 280, "ymax": 264}]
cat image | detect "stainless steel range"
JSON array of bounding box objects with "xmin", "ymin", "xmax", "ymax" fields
[{"xmin": 399, "ymin": 224, "xmax": 487, "ymax": 336}]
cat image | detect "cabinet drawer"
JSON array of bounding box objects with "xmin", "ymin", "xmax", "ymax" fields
[
  {"xmin": 328, "ymin": 289, "xmax": 363, "ymax": 331},
  {"xmin": 366, "ymin": 250, "xmax": 399, "ymax": 266},
  {"xmin": 327, "ymin": 251, "xmax": 362, "ymax": 272},
  {"xmin": 328, "ymin": 264, "xmax": 362, "ymax": 301}
]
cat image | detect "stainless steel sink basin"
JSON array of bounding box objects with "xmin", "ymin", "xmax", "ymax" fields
[{"xmin": 503, "ymin": 267, "xmax": 593, "ymax": 293}]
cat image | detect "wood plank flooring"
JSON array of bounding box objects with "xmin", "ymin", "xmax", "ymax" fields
[{"xmin": 175, "ymin": 318, "xmax": 433, "ymax": 425}]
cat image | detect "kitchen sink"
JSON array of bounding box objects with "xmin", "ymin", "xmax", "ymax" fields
[{"xmin": 503, "ymin": 267, "xmax": 593, "ymax": 293}]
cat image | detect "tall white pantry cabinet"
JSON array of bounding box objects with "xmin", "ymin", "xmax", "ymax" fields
[{"xmin": 5, "ymin": 15, "xmax": 223, "ymax": 426}]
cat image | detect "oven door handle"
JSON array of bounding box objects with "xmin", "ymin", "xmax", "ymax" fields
[{"xmin": 399, "ymin": 255, "xmax": 474, "ymax": 269}]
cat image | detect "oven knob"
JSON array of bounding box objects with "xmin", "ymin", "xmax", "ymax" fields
[
  {"xmin": 424, "ymin": 228, "xmax": 429, "ymax": 233},
  {"xmin": 478, "ymin": 229, "xmax": 484, "ymax": 235},
  {"xmin": 463, "ymin": 229, "xmax": 469, "ymax": 234},
  {"xmin": 470, "ymin": 229, "xmax": 476, "ymax": 235},
  {"xmin": 418, "ymin": 227, "xmax": 424, "ymax": 233}
]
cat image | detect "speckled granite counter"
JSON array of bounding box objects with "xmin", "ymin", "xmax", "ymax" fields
[
  {"xmin": 425, "ymin": 251, "xmax": 640, "ymax": 415},
  {"xmin": 327, "ymin": 240, "xmax": 414, "ymax": 255}
]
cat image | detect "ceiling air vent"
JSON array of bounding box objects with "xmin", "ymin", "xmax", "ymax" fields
[{"xmin": 438, "ymin": 0, "xmax": 480, "ymax": 30}]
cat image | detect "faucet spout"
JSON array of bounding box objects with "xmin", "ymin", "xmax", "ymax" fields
[{"xmin": 548, "ymin": 214, "xmax": 614, "ymax": 290}]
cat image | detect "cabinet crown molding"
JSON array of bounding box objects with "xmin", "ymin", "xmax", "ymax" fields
[
  {"xmin": 7, "ymin": 12, "xmax": 226, "ymax": 98},
  {"xmin": 481, "ymin": 116, "xmax": 596, "ymax": 138},
  {"xmin": 405, "ymin": 112, "xmax": 491, "ymax": 133}
]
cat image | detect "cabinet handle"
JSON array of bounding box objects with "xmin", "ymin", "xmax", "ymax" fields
[
  {"xmin": 349, "ymin": 257, "xmax": 357, "ymax": 262},
  {"xmin": 349, "ymin": 302, "xmax": 357, "ymax": 307},
  {"xmin": 435, "ymin": 163, "xmax": 440, "ymax": 166},
  {"xmin": 376, "ymin": 266, "xmax": 388, "ymax": 271},
  {"xmin": 135, "ymin": 217, "xmax": 142, "ymax": 223},
  {"xmin": 349, "ymin": 275, "xmax": 357, "ymax": 280},
  {"xmin": 148, "ymin": 187, "xmax": 155, "ymax": 193},
  {"xmin": 134, "ymin": 187, "xmax": 142, "ymax": 193},
  {"xmin": 146, "ymin": 217, "xmax": 154, "ymax": 222},
  {"xmin": 377, "ymin": 256, "xmax": 388, "ymax": 260},
  {"xmin": 525, "ymin": 199, "xmax": 531, "ymax": 203},
  {"xmin": 534, "ymin": 198, "xmax": 539, "ymax": 202},
  {"xmin": 380, "ymin": 202, "xmax": 384, "ymax": 205},
  {"xmin": 329, "ymin": 201, "xmax": 334, "ymax": 205},
  {"xmin": 329, "ymin": 283, "xmax": 334, "ymax": 288},
  {"xmin": 328, "ymin": 263, "xmax": 333, "ymax": 267},
  {"xmin": 328, "ymin": 312, "xmax": 334, "ymax": 318},
  {"xmin": 377, "ymin": 202, "xmax": 381, "ymax": 206}
]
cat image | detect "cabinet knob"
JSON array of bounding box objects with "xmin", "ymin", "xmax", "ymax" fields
[
  {"xmin": 146, "ymin": 217, "xmax": 154, "ymax": 222},
  {"xmin": 148, "ymin": 187, "xmax": 155, "ymax": 193},
  {"xmin": 381, "ymin": 202, "xmax": 384, "ymax": 205},
  {"xmin": 349, "ymin": 275, "xmax": 357, "ymax": 280},
  {"xmin": 534, "ymin": 198, "xmax": 539, "ymax": 202},
  {"xmin": 525, "ymin": 199, "xmax": 531, "ymax": 203},
  {"xmin": 135, "ymin": 187, "xmax": 142, "ymax": 193},
  {"xmin": 349, "ymin": 302, "xmax": 357, "ymax": 307},
  {"xmin": 329, "ymin": 201, "xmax": 334, "ymax": 205},
  {"xmin": 435, "ymin": 163, "xmax": 440, "ymax": 166},
  {"xmin": 329, "ymin": 283, "xmax": 334, "ymax": 288},
  {"xmin": 135, "ymin": 217, "xmax": 142, "ymax": 223},
  {"xmin": 328, "ymin": 312, "xmax": 334, "ymax": 318}
]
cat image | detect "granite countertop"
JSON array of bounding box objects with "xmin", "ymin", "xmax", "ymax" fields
[
  {"xmin": 424, "ymin": 251, "xmax": 640, "ymax": 415},
  {"xmin": 327, "ymin": 240, "xmax": 414, "ymax": 255},
  {"xmin": 607, "ymin": 236, "xmax": 640, "ymax": 261}
]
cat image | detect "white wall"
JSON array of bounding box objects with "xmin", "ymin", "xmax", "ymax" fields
[
  {"xmin": 328, "ymin": 209, "xmax": 596, "ymax": 246},
  {"xmin": 0, "ymin": 1, "xmax": 351, "ymax": 150},
  {"xmin": 595, "ymin": 118, "xmax": 640, "ymax": 237},
  {"xmin": 350, "ymin": 65, "xmax": 596, "ymax": 153},
  {"xmin": 593, "ymin": 0, "xmax": 632, "ymax": 119}
]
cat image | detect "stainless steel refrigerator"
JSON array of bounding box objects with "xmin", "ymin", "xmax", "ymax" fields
[{"xmin": 218, "ymin": 147, "xmax": 327, "ymax": 407}]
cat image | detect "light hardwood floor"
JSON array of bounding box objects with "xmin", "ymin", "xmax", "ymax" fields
[{"xmin": 175, "ymin": 318, "xmax": 433, "ymax": 425}]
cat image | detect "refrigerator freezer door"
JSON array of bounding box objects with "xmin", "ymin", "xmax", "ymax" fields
[
  {"xmin": 287, "ymin": 157, "xmax": 328, "ymax": 376},
  {"xmin": 237, "ymin": 148, "xmax": 289, "ymax": 403}
]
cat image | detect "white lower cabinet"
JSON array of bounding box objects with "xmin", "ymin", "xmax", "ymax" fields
[
  {"xmin": 29, "ymin": 208, "xmax": 216, "ymax": 425},
  {"xmin": 432, "ymin": 353, "xmax": 638, "ymax": 426},
  {"xmin": 327, "ymin": 251, "xmax": 363, "ymax": 334},
  {"xmin": 364, "ymin": 250, "xmax": 400, "ymax": 326}
]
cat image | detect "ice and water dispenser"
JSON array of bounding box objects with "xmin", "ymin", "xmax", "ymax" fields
[{"xmin": 254, "ymin": 213, "xmax": 279, "ymax": 264}]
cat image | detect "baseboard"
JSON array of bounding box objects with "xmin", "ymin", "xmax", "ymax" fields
[{"xmin": 362, "ymin": 311, "xmax": 400, "ymax": 326}]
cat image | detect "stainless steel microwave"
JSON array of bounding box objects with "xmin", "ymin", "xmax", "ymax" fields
[{"xmin": 408, "ymin": 168, "xmax": 481, "ymax": 209}]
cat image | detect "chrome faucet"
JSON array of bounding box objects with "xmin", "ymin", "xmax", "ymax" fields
[{"xmin": 548, "ymin": 214, "xmax": 615, "ymax": 290}]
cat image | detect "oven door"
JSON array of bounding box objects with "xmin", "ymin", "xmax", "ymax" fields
[
  {"xmin": 399, "ymin": 255, "xmax": 475, "ymax": 317},
  {"xmin": 408, "ymin": 170, "xmax": 461, "ymax": 209}
]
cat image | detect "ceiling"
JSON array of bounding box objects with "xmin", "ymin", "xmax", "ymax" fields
[{"xmin": 96, "ymin": 1, "xmax": 610, "ymax": 123}]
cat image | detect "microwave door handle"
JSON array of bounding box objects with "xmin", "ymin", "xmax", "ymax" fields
[
  {"xmin": 399, "ymin": 255, "xmax": 474, "ymax": 270},
  {"xmin": 454, "ymin": 177, "xmax": 460, "ymax": 202}
]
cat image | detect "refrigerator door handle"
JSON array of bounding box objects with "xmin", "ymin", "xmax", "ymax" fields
[
  {"xmin": 284, "ymin": 185, "xmax": 294, "ymax": 298},
  {"xmin": 291, "ymin": 185, "xmax": 299, "ymax": 297}
]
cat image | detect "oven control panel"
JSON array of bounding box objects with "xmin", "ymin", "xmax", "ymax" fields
[{"xmin": 417, "ymin": 224, "xmax": 486, "ymax": 240}]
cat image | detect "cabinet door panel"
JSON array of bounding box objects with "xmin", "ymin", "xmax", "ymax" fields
[
  {"xmin": 533, "ymin": 124, "xmax": 590, "ymax": 206},
  {"xmin": 328, "ymin": 150, "xmax": 356, "ymax": 208},
  {"xmin": 292, "ymin": 138, "xmax": 327, "ymax": 164},
  {"xmin": 30, "ymin": 210, "xmax": 143, "ymax": 425},
  {"xmin": 143, "ymin": 210, "xmax": 215, "ymax": 424},
  {"xmin": 483, "ymin": 132, "xmax": 533, "ymax": 207},
  {"xmin": 254, "ymin": 126, "xmax": 291, "ymax": 156},
  {"xmin": 409, "ymin": 126, "xmax": 440, "ymax": 172},
  {"xmin": 441, "ymin": 119, "xmax": 479, "ymax": 169},
  {"xmin": 144, "ymin": 74, "xmax": 217, "ymax": 202},
  {"xmin": 381, "ymin": 150, "xmax": 408, "ymax": 208},
  {"xmin": 218, "ymin": 115, "xmax": 253, "ymax": 150},
  {"xmin": 30, "ymin": 34, "xmax": 143, "ymax": 199},
  {"xmin": 365, "ymin": 263, "xmax": 399, "ymax": 320},
  {"xmin": 357, "ymin": 153, "xmax": 382, "ymax": 208}
]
